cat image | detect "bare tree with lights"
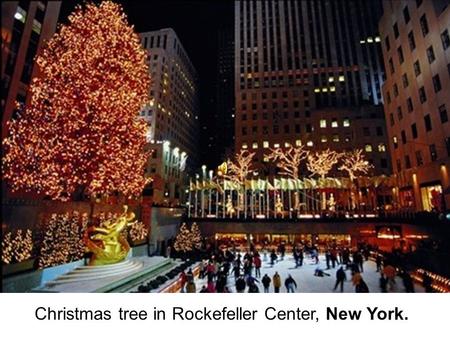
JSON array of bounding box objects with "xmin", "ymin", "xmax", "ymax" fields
[
  {"xmin": 338, "ymin": 149, "xmax": 373, "ymax": 211},
  {"xmin": 225, "ymin": 150, "xmax": 255, "ymax": 218},
  {"xmin": 307, "ymin": 149, "xmax": 342, "ymax": 210},
  {"xmin": 266, "ymin": 145, "xmax": 309, "ymax": 215}
]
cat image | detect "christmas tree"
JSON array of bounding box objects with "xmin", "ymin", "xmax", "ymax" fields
[
  {"xmin": 190, "ymin": 222, "xmax": 202, "ymax": 250},
  {"xmin": 2, "ymin": 1, "xmax": 151, "ymax": 201},
  {"xmin": 38, "ymin": 212, "xmax": 86, "ymax": 268},
  {"xmin": 173, "ymin": 222, "xmax": 192, "ymax": 253}
]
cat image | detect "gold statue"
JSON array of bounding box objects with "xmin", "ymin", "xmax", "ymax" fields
[{"xmin": 84, "ymin": 206, "xmax": 134, "ymax": 266}]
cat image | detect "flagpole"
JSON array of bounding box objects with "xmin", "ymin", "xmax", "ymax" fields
[
  {"xmin": 266, "ymin": 180, "xmax": 269, "ymax": 219},
  {"xmin": 188, "ymin": 179, "xmax": 192, "ymax": 218},
  {"xmin": 288, "ymin": 187, "xmax": 292, "ymax": 218},
  {"xmin": 215, "ymin": 186, "xmax": 219, "ymax": 218},
  {"xmin": 194, "ymin": 179, "xmax": 198, "ymax": 218},
  {"xmin": 244, "ymin": 182, "xmax": 247, "ymax": 219},
  {"xmin": 281, "ymin": 187, "xmax": 284, "ymax": 219},
  {"xmin": 223, "ymin": 178, "xmax": 226, "ymax": 218}
]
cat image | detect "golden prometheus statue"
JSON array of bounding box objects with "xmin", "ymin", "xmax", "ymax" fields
[{"xmin": 84, "ymin": 205, "xmax": 134, "ymax": 266}]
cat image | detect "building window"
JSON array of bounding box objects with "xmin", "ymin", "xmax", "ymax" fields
[
  {"xmin": 408, "ymin": 31, "xmax": 416, "ymax": 50},
  {"xmin": 415, "ymin": 150, "xmax": 423, "ymax": 166},
  {"xmin": 419, "ymin": 87, "xmax": 427, "ymax": 103},
  {"xmin": 441, "ymin": 29, "xmax": 450, "ymax": 50},
  {"xmin": 439, "ymin": 104, "xmax": 448, "ymax": 123},
  {"xmin": 397, "ymin": 106, "xmax": 403, "ymax": 120},
  {"xmin": 376, "ymin": 127, "xmax": 383, "ymax": 136},
  {"xmin": 393, "ymin": 84, "xmax": 399, "ymax": 97},
  {"xmin": 263, "ymin": 141, "xmax": 269, "ymax": 148},
  {"xmin": 343, "ymin": 118, "xmax": 350, "ymax": 127},
  {"xmin": 403, "ymin": 6, "xmax": 410, "ymax": 24},
  {"xmin": 414, "ymin": 60, "xmax": 421, "ymax": 76},
  {"xmin": 331, "ymin": 119, "xmax": 338, "ymax": 128},
  {"xmin": 432, "ymin": 74, "xmax": 442, "ymax": 92},
  {"xmin": 242, "ymin": 143, "xmax": 248, "ymax": 149},
  {"xmin": 429, "ymin": 144, "xmax": 438, "ymax": 161},
  {"xmin": 321, "ymin": 135, "xmax": 328, "ymax": 143},
  {"xmin": 416, "ymin": 0, "xmax": 423, "ymax": 7},
  {"xmin": 402, "ymin": 73, "xmax": 408, "ymax": 88},
  {"xmin": 393, "ymin": 136, "xmax": 398, "ymax": 149},
  {"xmin": 427, "ymin": 46, "xmax": 435, "ymax": 63},
  {"xmin": 363, "ymin": 127, "xmax": 370, "ymax": 136},
  {"xmin": 397, "ymin": 46, "xmax": 404, "ymax": 64},
  {"xmin": 411, "ymin": 123, "xmax": 418, "ymax": 139},
  {"xmin": 390, "ymin": 113, "xmax": 395, "ymax": 126},
  {"xmin": 332, "ymin": 134, "xmax": 339, "ymax": 142},
  {"xmin": 401, "ymin": 130, "xmax": 407, "ymax": 144},
  {"xmin": 405, "ymin": 155, "xmax": 411, "ymax": 169},
  {"xmin": 396, "ymin": 159, "xmax": 402, "ymax": 172},
  {"xmin": 407, "ymin": 97, "xmax": 413, "ymax": 112},
  {"xmin": 424, "ymin": 114, "xmax": 432, "ymax": 132},
  {"xmin": 295, "ymin": 139, "xmax": 302, "ymax": 146},
  {"xmin": 393, "ymin": 23, "xmax": 399, "ymax": 38},
  {"xmin": 320, "ymin": 119, "xmax": 327, "ymax": 128},
  {"xmin": 388, "ymin": 58, "xmax": 394, "ymax": 74},
  {"xmin": 386, "ymin": 91, "xmax": 391, "ymax": 104},
  {"xmin": 252, "ymin": 142, "xmax": 258, "ymax": 149},
  {"xmin": 385, "ymin": 36, "xmax": 390, "ymax": 51},
  {"xmin": 446, "ymin": 137, "xmax": 450, "ymax": 156},
  {"xmin": 378, "ymin": 143, "xmax": 386, "ymax": 152},
  {"xmin": 420, "ymin": 14, "xmax": 429, "ymax": 36}
]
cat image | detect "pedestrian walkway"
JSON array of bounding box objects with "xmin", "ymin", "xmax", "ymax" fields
[{"xmin": 189, "ymin": 253, "xmax": 424, "ymax": 293}]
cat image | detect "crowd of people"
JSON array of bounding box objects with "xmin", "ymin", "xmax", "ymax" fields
[{"xmin": 177, "ymin": 242, "xmax": 428, "ymax": 293}]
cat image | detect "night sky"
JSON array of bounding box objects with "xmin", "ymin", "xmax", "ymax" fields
[{"xmin": 59, "ymin": 0, "xmax": 234, "ymax": 164}]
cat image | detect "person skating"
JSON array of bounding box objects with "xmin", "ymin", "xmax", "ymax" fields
[
  {"xmin": 186, "ymin": 280, "xmax": 196, "ymax": 293},
  {"xmin": 325, "ymin": 250, "xmax": 331, "ymax": 269},
  {"xmin": 376, "ymin": 253, "xmax": 383, "ymax": 272},
  {"xmin": 270, "ymin": 249, "xmax": 278, "ymax": 266},
  {"xmin": 355, "ymin": 278, "xmax": 369, "ymax": 293},
  {"xmin": 314, "ymin": 267, "xmax": 331, "ymax": 277},
  {"xmin": 254, "ymin": 254, "xmax": 262, "ymax": 278},
  {"xmin": 262, "ymin": 274, "xmax": 271, "ymax": 293},
  {"xmin": 379, "ymin": 273, "xmax": 388, "ymax": 292},
  {"xmin": 284, "ymin": 274, "xmax": 297, "ymax": 293},
  {"xmin": 401, "ymin": 270, "xmax": 415, "ymax": 293},
  {"xmin": 235, "ymin": 275, "xmax": 246, "ymax": 293},
  {"xmin": 334, "ymin": 266, "xmax": 346, "ymax": 292},
  {"xmin": 273, "ymin": 272, "xmax": 281, "ymax": 293},
  {"xmin": 383, "ymin": 264, "xmax": 396, "ymax": 291}
]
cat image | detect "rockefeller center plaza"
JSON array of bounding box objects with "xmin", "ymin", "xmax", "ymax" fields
[{"xmin": 1, "ymin": 0, "xmax": 450, "ymax": 294}]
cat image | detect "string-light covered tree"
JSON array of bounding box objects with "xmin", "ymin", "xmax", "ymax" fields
[
  {"xmin": 225, "ymin": 150, "xmax": 255, "ymax": 216},
  {"xmin": 173, "ymin": 222, "xmax": 192, "ymax": 254},
  {"xmin": 2, "ymin": 1, "xmax": 151, "ymax": 202},
  {"xmin": 338, "ymin": 149, "xmax": 373, "ymax": 181},
  {"xmin": 2, "ymin": 229, "xmax": 34, "ymax": 264},
  {"xmin": 39, "ymin": 212, "xmax": 86, "ymax": 268},
  {"xmin": 307, "ymin": 149, "xmax": 342, "ymax": 210},
  {"xmin": 190, "ymin": 222, "xmax": 202, "ymax": 250},
  {"xmin": 266, "ymin": 145, "xmax": 309, "ymax": 211},
  {"xmin": 338, "ymin": 149, "xmax": 373, "ymax": 210},
  {"xmin": 226, "ymin": 150, "xmax": 255, "ymax": 186}
]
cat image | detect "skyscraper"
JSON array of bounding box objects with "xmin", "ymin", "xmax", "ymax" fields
[
  {"xmin": 234, "ymin": 0, "xmax": 390, "ymax": 176},
  {"xmin": 140, "ymin": 28, "xmax": 199, "ymax": 204},
  {"xmin": 379, "ymin": 0, "xmax": 450, "ymax": 211},
  {"xmin": 1, "ymin": 1, "xmax": 61, "ymax": 138}
]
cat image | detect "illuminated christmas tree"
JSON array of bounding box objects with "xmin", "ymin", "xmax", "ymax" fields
[
  {"xmin": 173, "ymin": 222, "xmax": 192, "ymax": 253},
  {"xmin": 190, "ymin": 222, "xmax": 202, "ymax": 250},
  {"xmin": 2, "ymin": 1, "xmax": 151, "ymax": 201}
]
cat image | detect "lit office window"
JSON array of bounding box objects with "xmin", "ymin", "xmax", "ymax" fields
[{"xmin": 320, "ymin": 119, "xmax": 327, "ymax": 128}]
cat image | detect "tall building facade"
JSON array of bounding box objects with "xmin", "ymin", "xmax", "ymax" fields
[
  {"xmin": 234, "ymin": 0, "xmax": 390, "ymax": 176},
  {"xmin": 1, "ymin": 1, "xmax": 61, "ymax": 138},
  {"xmin": 216, "ymin": 27, "xmax": 235, "ymax": 163},
  {"xmin": 140, "ymin": 28, "xmax": 199, "ymax": 205},
  {"xmin": 379, "ymin": 0, "xmax": 450, "ymax": 212}
]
